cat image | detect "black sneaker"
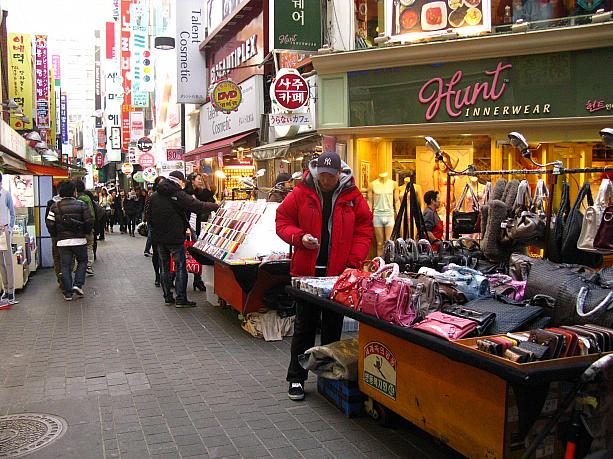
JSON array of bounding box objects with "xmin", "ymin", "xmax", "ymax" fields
[
  {"xmin": 175, "ymin": 300, "xmax": 196, "ymax": 308},
  {"xmin": 164, "ymin": 297, "xmax": 175, "ymax": 305},
  {"xmin": 288, "ymin": 382, "xmax": 305, "ymax": 401},
  {"xmin": 64, "ymin": 294, "xmax": 73, "ymax": 301},
  {"xmin": 144, "ymin": 252, "xmax": 150, "ymax": 257}
]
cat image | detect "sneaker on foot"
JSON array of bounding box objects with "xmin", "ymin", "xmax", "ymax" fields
[
  {"xmin": 86, "ymin": 268, "xmax": 94, "ymax": 277},
  {"xmin": 8, "ymin": 294, "xmax": 19, "ymax": 305},
  {"xmin": 288, "ymin": 382, "xmax": 305, "ymax": 401},
  {"xmin": 175, "ymin": 300, "xmax": 196, "ymax": 308},
  {"xmin": 73, "ymin": 286, "xmax": 84, "ymax": 297},
  {"xmin": 144, "ymin": 252, "xmax": 150, "ymax": 257},
  {"xmin": 164, "ymin": 297, "xmax": 175, "ymax": 305},
  {"xmin": 64, "ymin": 295, "xmax": 73, "ymax": 301}
]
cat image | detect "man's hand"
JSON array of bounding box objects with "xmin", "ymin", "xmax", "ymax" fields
[{"xmin": 302, "ymin": 234, "xmax": 319, "ymax": 250}]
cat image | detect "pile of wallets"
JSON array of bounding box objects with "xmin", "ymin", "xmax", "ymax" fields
[
  {"xmin": 476, "ymin": 324, "xmax": 613, "ymax": 363},
  {"xmin": 291, "ymin": 277, "xmax": 339, "ymax": 298}
]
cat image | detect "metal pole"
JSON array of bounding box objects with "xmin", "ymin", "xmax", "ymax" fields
[{"xmin": 180, "ymin": 104, "xmax": 186, "ymax": 176}]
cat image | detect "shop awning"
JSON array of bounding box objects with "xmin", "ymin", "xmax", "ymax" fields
[
  {"xmin": 25, "ymin": 162, "xmax": 85, "ymax": 179},
  {"xmin": 185, "ymin": 130, "xmax": 258, "ymax": 162},
  {"xmin": 0, "ymin": 153, "xmax": 28, "ymax": 174},
  {"xmin": 250, "ymin": 134, "xmax": 320, "ymax": 161}
]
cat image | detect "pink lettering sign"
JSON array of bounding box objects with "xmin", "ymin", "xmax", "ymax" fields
[{"xmin": 418, "ymin": 62, "xmax": 513, "ymax": 121}]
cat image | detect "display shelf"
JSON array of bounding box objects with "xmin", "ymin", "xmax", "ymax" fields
[{"xmin": 194, "ymin": 200, "xmax": 288, "ymax": 263}]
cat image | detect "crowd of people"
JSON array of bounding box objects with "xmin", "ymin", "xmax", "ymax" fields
[{"xmin": 45, "ymin": 171, "xmax": 219, "ymax": 304}]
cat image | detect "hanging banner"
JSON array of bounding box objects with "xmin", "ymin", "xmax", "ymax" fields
[
  {"xmin": 35, "ymin": 35, "xmax": 51, "ymax": 129},
  {"xmin": 48, "ymin": 69, "xmax": 57, "ymax": 149},
  {"xmin": 7, "ymin": 33, "xmax": 34, "ymax": 130},
  {"xmin": 129, "ymin": 111, "xmax": 144, "ymax": 141},
  {"xmin": 104, "ymin": 20, "xmax": 123, "ymax": 162},
  {"xmin": 94, "ymin": 31, "xmax": 103, "ymax": 128},
  {"xmin": 273, "ymin": 0, "xmax": 322, "ymax": 52},
  {"xmin": 95, "ymin": 152, "xmax": 104, "ymax": 169},
  {"xmin": 121, "ymin": 0, "xmax": 135, "ymax": 151},
  {"xmin": 60, "ymin": 94, "xmax": 68, "ymax": 144},
  {"xmin": 52, "ymin": 55, "xmax": 61, "ymax": 80},
  {"xmin": 176, "ymin": 0, "xmax": 206, "ymax": 103},
  {"xmin": 130, "ymin": 0, "xmax": 152, "ymax": 103}
]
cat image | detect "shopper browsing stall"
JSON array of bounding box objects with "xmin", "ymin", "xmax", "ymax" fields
[
  {"xmin": 146, "ymin": 171, "xmax": 218, "ymax": 308},
  {"xmin": 276, "ymin": 151, "xmax": 374, "ymax": 401},
  {"xmin": 423, "ymin": 190, "xmax": 444, "ymax": 243}
]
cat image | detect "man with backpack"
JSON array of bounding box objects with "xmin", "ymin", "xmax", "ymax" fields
[
  {"xmin": 75, "ymin": 180, "xmax": 96, "ymax": 276},
  {"xmin": 46, "ymin": 180, "xmax": 93, "ymax": 301}
]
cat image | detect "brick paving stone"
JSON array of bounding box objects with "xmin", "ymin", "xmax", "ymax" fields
[{"xmin": 0, "ymin": 234, "xmax": 462, "ymax": 459}]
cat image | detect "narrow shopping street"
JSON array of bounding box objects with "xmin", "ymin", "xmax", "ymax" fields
[{"xmin": 0, "ymin": 234, "xmax": 459, "ymax": 459}]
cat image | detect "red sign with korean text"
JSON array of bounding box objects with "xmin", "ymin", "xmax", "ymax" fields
[
  {"xmin": 272, "ymin": 70, "xmax": 309, "ymax": 111},
  {"xmin": 35, "ymin": 35, "xmax": 50, "ymax": 128},
  {"xmin": 95, "ymin": 153, "xmax": 104, "ymax": 169},
  {"xmin": 121, "ymin": 0, "xmax": 135, "ymax": 151}
]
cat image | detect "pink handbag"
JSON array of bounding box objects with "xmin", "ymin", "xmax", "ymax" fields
[
  {"xmin": 412, "ymin": 311, "xmax": 478, "ymax": 340},
  {"xmin": 359, "ymin": 263, "xmax": 418, "ymax": 327}
]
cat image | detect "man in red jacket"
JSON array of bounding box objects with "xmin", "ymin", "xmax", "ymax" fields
[{"xmin": 276, "ymin": 151, "xmax": 373, "ymax": 400}]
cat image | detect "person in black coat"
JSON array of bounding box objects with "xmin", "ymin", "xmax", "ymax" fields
[
  {"xmin": 123, "ymin": 189, "xmax": 141, "ymax": 237},
  {"xmin": 115, "ymin": 189, "xmax": 127, "ymax": 233},
  {"xmin": 46, "ymin": 180, "xmax": 94, "ymax": 301},
  {"xmin": 146, "ymin": 171, "xmax": 218, "ymax": 308}
]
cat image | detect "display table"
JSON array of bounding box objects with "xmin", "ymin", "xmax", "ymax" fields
[
  {"xmin": 286, "ymin": 287, "xmax": 610, "ymax": 459},
  {"xmin": 189, "ymin": 247, "xmax": 290, "ymax": 315}
]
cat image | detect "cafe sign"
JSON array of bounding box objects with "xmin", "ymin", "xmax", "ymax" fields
[
  {"xmin": 211, "ymin": 80, "xmax": 242, "ymax": 114},
  {"xmin": 347, "ymin": 47, "xmax": 613, "ymax": 126},
  {"xmin": 271, "ymin": 69, "xmax": 309, "ymax": 111}
]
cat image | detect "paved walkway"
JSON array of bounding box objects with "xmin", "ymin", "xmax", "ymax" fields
[{"xmin": 0, "ymin": 233, "xmax": 461, "ymax": 459}]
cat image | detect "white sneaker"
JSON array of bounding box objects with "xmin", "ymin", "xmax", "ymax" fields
[
  {"xmin": 8, "ymin": 294, "xmax": 18, "ymax": 305},
  {"xmin": 73, "ymin": 286, "xmax": 84, "ymax": 297},
  {"xmin": 86, "ymin": 268, "xmax": 94, "ymax": 277}
]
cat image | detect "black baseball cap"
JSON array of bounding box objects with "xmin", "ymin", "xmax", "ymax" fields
[{"xmin": 316, "ymin": 151, "xmax": 341, "ymax": 176}]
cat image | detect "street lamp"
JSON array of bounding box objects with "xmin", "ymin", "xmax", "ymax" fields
[{"xmin": 154, "ymin": 36, "xmax": 175, "ymax": 50}]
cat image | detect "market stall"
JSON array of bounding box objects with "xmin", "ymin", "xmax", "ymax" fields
[{"xmin": 188, "ymin": 199, "xmax": 291, "ymax": 315}]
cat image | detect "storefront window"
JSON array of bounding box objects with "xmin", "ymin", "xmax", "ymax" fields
[{"xmin": 355, "ymin": 0, "xmax": 385, "ymax": 48}]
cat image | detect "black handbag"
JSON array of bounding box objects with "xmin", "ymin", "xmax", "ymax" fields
[
  {"xmin": 442, "ymin": 305, "xmax": 496, "ymax": 336},
  {"xmin": 561, "ymin": 183, "xmax": 603, "ymax": 268},
  {"xmin": 453, "ymin": 183, "xmax": 480, "ymax": 238},
  {"xmin": 548, "ymin": 182, "xmax": 570, "ymax": 263},
  {"xmin": 458, "ymin": 295, "xmax": 546, "ymax": 334}
]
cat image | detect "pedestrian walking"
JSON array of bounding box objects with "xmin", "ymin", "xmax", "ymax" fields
[
  {"xmin": 45, "ymin": 183, "xmax": 64, "ymax": 289},
  {"xmin": 143, "ymin": 177, "xmax": 164, "ymax": 285},
  {"xmin": 124, "ymin": 189, "xmax": 141, "ymax": 237},
  {"xmin": 146, "ymin": 171, "xmax": 218, "ymax": 308},
  {"xmin": 115, "ymin": 189, "xmax": 127, "ymax": 233},
  {"xmin": 109, "ymin": 189, "xmax": 117, "ymax": 232},
  {"xmin": 75, "ymin": 180, "xmax": 96, "ymax": 277},
  {"xmin": 276, "ymin": 151, "xmax": 373, "ymax": 401},
  {"xmin": 46, "ymin": 180, "xmax": 93, "ymax": 301},
  {"xmin": 98, "ymin": 187, "xmax": 111, "ymax": 239},
  {"xmin": 0, "ymin": 173, "xmax": 17, "ymax": 308}
]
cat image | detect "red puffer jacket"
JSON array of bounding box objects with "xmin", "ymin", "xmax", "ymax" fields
[{"xmin": 276, "ymin": 170, "xmax": 373, "ymax": 277}]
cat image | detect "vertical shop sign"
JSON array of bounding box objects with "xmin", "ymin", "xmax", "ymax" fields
[
  {"xmin": 129, "ymin": 111, "xmax": 144, "ymax": 141},
  {"xmin": 48, "ymin": 69, "xmax": 57, "ymax": 149},
  {"xmin": 130, "ymin": 0, "xmax": 152, "ymax": 105},
  {"xmin": 7, "ymin": 33, "xmax": 34, "ymax": 130},
  {"xmin": 51, "ymin": 55, "xmax": 61, "ymax": 80},
  {"xmin": 120, "ymin": 0, "xmax": 135, "ymax": 151},
  {"xmin": 60, "ymin": 93, "xmax": 68, "ymax": 144},
  {"xmin": 35, "ymin": 35, "xmax": 51, "ymax": 129},
  {"xmin": 273, "ymin": 0, "xmax": 321, "ymax": 52},
  {"xmin": 52, "ymin": 55, "xmax": 61, "ymax": 137},
  {"xmin": 105, "ymin": 20, "xmax": 123, "ymax": 162},
  {"xmin": 94, "ymin": 31, "xmax": 103, "ymax": 128},
  {"xmin": 176, "ymin": 0, "xmax": 206, "ymax": 103}
]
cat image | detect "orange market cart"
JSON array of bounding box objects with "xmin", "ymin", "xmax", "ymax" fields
[{"xmin": 287, "ymin": 287, "xmax": 609, "ymax": 459}]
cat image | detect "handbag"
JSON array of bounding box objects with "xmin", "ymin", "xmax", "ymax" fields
[
  {"xmin": 501, "ymin": 180, "xmax": 547, "ymax": 246},
  {"xmin": 413, "ymin": 311, "xmax": 478, "ymax": 341},
  {"xmin": 170, "ymin": 240, "xmax": 203, "ymax": 275},
  {"xmin": 453, "ymin": 183, "xmax": 480, "ymax": 237},
  {"xmin": 593, "ymin": 204, "xmax": 613, "ymax": 252},
  {"xmin": 330, "ymin": 257, "xmax": 383, "ymax": 309},
  {"xmin": 577, "ymin": 179, "xmax": 612, "ymax": 253},
  {"xmin": 486, "ymin": 274, "xmax": 526, "ymax": 301},
  {"xmin": 548, "ymin": 182, "xmax": 570, "ymax": 263},
  {"xmin": 441, "ymin": 264, "xmax": 491, "ymax": 301},
  {"xmin": 399, "ymin": 273, "xmax": 443, "ymax": 317},
  {"xmin": 416, "ymin": 239, "xmax": 435, "ymax": 271},
  {"xmin": 359, "ymin": 263, "xmax": 418, "ymax": 327},
  {"xmin": 459, "ymin": 295, "xmax": 546, "ymax": 334},
  {"xmin": 561, "ymin": 183, "xmax": 603, "ymax": 268},
  {"xmin": 442, "ymin": 305, "xmax": 496, "ymax": 336}
]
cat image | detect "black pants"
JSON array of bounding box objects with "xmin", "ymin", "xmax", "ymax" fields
[
  {"xmin": 152, "ymin": 243, "xmax": 160, "ymax": 282},
  {"xmin": 127, "ymin": 215, "xmax": 138, "ymax": 235},
  {"xmin": 286, "ymin": 295, "xmax": 345, "ymax": 383}
]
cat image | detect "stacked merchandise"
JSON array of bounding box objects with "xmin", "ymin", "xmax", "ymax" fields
[{"xmin": 193, "ymin": 200, "xmax": 267, "ymax": 262}]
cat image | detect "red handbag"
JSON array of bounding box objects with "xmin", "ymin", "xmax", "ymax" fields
[
  {"xmin": 359, "ymin": 263, "xmax": 419, "ymax": 327},
  {"xmin": 413, "ymin": 311, "xmax": 478, "ymax": 340},
  {"xmin": 170, "ymin": 241, "xmax": 202, "ymax": 275},
  {"xmin": 330, "ymin": 258, "xmax": 383, "ymax": 309}
]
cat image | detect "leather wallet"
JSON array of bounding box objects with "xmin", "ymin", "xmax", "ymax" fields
[
  {"xmin": 504, "ymin": 346, "xmax": 533, "ymax": 363},
  {"xmin": 519, "ymin": 341, "xmax": 550, "ymax": 360},
  {"xmin": 583, "ymin": 325, "xmax": 613, "ymax": 351},
  {"xmin": 561, "ymin": 326, "xmax": 601, "ymax": 353},
  {"xmin": 547, "ymin": 328, "xmax": 578, "ymax": 357},
  {"xmin": 442, "ymin": 306, "xmax": 496, "ymax": 336},
  {"xmin": 575, "ymin": 325, "xmax": 606, "ymax": 352},
  {"xmin": 489, "ymin": 336, "xmax": 516, "ymax": 355},
  {"xmin": 477, "ymin": 339, "xmax": 502, "ymax": 356},
  {"xmin": 528, "ymin": 329, "xmax": 561, "ymax": 359}
]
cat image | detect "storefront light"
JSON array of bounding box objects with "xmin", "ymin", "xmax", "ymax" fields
[{"xmin": 215, "ymin": 170, "xmax": 227, "ymax": 179}]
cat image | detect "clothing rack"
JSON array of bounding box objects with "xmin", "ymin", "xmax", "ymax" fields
[{"xmin": 444, "ymin": 164, "xmax": 613, "ymax": 258}]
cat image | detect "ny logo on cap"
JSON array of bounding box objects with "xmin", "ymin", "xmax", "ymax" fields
[{"xmin": 324, "ymin": 158, "xmax": 332, "ymax": 166}]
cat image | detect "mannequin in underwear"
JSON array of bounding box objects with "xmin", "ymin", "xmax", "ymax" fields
[
  {"xmin": 433, "ymin": 151, "xmax": 459, "ymax": 222},
  {"xmin": 368, "ymin": 172, "xmax": 400, "ymax": 254}
]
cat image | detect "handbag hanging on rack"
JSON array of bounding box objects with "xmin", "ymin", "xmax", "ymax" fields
[
  {"xmin": 501, "ymin": 179, "xmax": 547, "ymax": 246},
  {"xmin": 452, "ymin": 183, "xmax": 480, "ymax": 238},
  {"xmin": 593, "ymin": 204, "xmax": 613, "ymax": 253},
  {"xmin": 577, "ymin": 179, "xmax": 612, "ymax": 253},
  {"xmin": 548, "ymin": 181, "xmax": 570, "ymax": 263},
  {"xmin": 561, "ymin": 182, "xmax": 603, "ymax": 268}
]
